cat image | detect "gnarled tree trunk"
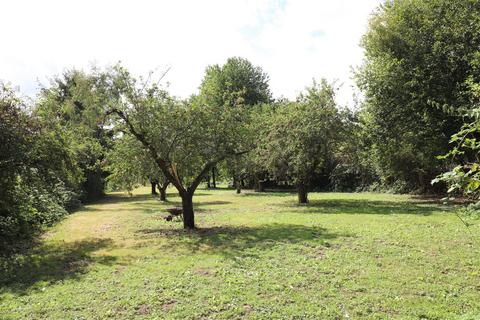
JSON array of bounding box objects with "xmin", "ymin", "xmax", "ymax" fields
[{"xmin": 181, "ymin": 192, "xmax": 195, "ymax": 229}]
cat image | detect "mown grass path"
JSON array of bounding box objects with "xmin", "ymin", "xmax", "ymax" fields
[{"xmin": 1, "ymin": 188, "xmax": 479, "ymax": 319}]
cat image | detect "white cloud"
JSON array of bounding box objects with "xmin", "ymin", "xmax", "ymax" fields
[{"xmin": 0, "ymin": 0, "xmax": 381, "ymax": 107}]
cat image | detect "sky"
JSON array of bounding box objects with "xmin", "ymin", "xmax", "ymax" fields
[{"xmin": 0, "ymin": 0, "xmax": 382, "ymax": 108}]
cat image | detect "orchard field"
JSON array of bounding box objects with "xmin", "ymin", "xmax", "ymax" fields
[{"xmin": 1, "ymin": 187, "xmax": 479, "ymax": 319}]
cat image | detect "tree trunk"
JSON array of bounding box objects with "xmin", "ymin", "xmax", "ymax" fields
[
  {"xmin": 298, "ymin": 183, "xmax": 308, "ymax": 204},
  {"xmin": 258, "ymin": 180, "xmax": 265, "ymax": 192},
  {"xmin": 151, "ymin": 181, "xmax": 158, "ymax": 195},
  {"xmin": 254, "ymin": 175, "xmax": 265, "ymax": 192},
  {"xmin": 206, "ymin": 175, "xmax": 211, "ymax": 189},
  {"xmin": 418, "ymin": 170, "xmax": 426, "ymax": 193},
  {"xmin": 181, "ymin": 193, "xmax": 195, "ymax": 229},
  {"xmin": 159, "ymin": 187, "xmax": 167, "ymax": 201},
  {"xmin": 235, "ymin": 179, "xmax": 241, "ymax": 194},
  {"xmin": 212, "ymin": 167, "xmax": 216, "ymax": 188}
]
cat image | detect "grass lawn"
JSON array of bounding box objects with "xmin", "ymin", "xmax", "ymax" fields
[{"xmin": 1, "ymin": 187, "xmax": 479, "ymax": 319}]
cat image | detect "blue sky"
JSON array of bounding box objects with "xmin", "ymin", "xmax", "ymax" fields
[{"xmin": 0, "ymin": 0, "xmax": 382, "ymax": 107}]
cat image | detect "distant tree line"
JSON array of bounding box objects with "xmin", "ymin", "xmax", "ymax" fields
[{"xmin": 1, "ymin": 0, "xmax": 480, "ymax": 247}]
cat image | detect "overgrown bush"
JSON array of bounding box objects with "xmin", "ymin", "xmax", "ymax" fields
[{"xmin": 0, "ymin": 84, "xmax": 80, "ymax": 251}]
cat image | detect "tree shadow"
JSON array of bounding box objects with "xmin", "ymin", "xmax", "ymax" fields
[
  {"xmin": 0, "ymin": 238, "xmax": 117, "ymax": 294},
  {"xmin": 76, "ymin": 205, "xmax": 111, "ymax": 213},
  {"xmin": 200, "ymin": 186, "xmax": 233, "ymax": 191},
  {"xmin": 193, "ymin": 201, "xmax": 233, "ymax": 214},
  {"xmin": 242, "ymin": 190, "xmax": 297, "ymax": 197},
  {"xmin": 86, "ymin": 192, "xmax": 212, "ymax": 207},
  {"xmin": 133, "ymin": 200, "xmax": 233, "ymax": 216},
  {"xmin": 96, "ymin": 193, "xmax": 153, "ymax": 204},
  {"xmin": 279, "ymin": 199, "xmax": 447, "ymax": 216},
  {"xmin": 135, "ymin": 223, "xmax": 346, "ymax": 260},
  {"xmin": 81, "ymin": 193, "xmax": 166, "ymax": 208},
  {"xmin": 196, "ymin": 201, "xmax": 232, "ymax": 206},
  {"xmin": 411, "ymin": 195, "xmax": 474, "ymax": 205}
]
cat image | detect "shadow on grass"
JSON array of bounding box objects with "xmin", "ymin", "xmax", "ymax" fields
[
  {"xmin": 0, "ymin": 238, "xmax": 117, "ymax": 294},
  {"xmin": 242, "ymin": 190, "xmax": 297, "ymax": 197},
  {"xmin": 279, "ymin": 199, "xmax": 447, "ymax": 216},
  {"xmin": 411, "ymin": 195, "xmax": 474, "ymax": 205},
  {"xmin": 192, "ymin": 201, "xmax": 233, "ymax": 214},
  {"xmin": 86, "ymin": 192, "xmax": 212, "ymax": 206},
  {"xmin": 135, "ymin": 223, "xmax": 345, "ymax": 259},
  {"xmin": 133, "ymin": 200, "xmax": 233, "ymax": 216},
  {"xmin": 196, "ymin": 201, "xmax": 232, "ymax": 206}
]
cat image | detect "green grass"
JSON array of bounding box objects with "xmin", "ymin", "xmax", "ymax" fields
[{"xmin": 1, "ymin": 187, "xmax": 479, "ymax": 319}]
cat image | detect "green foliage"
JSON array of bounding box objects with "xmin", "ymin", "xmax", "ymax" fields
[
  {"xmin": 330, "ymin": 110, "xmax": 378, "ymax": 192},
  {"xmin": 433, "ymin": 49, "xmax": 480, "ymax": 200},
  {"xmin": 199, "ymin": 57, "xmax": 271, "ymax": 108},
  {"xmin": 105, "ymin": 134, "xmax": 165, "ymax": 193},
  {"xmin": 433, "ymin": 112, "xmax": 480, "ymax": 198},
  {"xmin": 103, "ymin": 64, "xmax": 256, "ymax": 227},
  {"xmin": 257, "ymin": 80, "xmax": 344, "ymax": 199},
  {"xmin": 0, "ymin": 84, "xmax": 79, "ymax": 249},
  {"xmin": 36, "ymin": 69, "xmax": 113, "ymax": 201},
  {"xmin": 357, "ymin": 0, "xmax": 480, "ymax": 192},
  {"xmin": 106, "ymin": 65, "xmax": 252, "ymax": 188},
  {"xmin": 198, "ymin": 57, "xmax": 272, "ymax": 190}
]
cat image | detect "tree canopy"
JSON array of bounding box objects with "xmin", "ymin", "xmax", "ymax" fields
[
  {"xmin": 257, "ymin": 80, "xmax": 344, "ymax": 203},
  {"xmin": 199, "ymin": 56, "xmax": 271, "ymax": 108},
  {"xmin": 104, "ymin": 65, "xmax": 253, "ymax": 228},
  {"xmin": 356, "ymin": 0, "xmax": 480, "ymax": 192}
]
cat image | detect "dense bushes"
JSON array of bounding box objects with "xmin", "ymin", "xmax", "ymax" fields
[
  {"xmin": 356, "ymin": 0, "xmax": 480, "ymax": 193},
  {"xmin": 0, "ymin": 70, "xmax": 116, "ymax": 249},
  {"xmin": 0, "ymin": 84, "xmax": 81, "ymax": 250}
]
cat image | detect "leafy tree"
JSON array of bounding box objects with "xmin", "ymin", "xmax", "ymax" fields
[
  {"xmin": 330, "ymin": 109, "xmax": 378, "ymax": 191},
  {"xmin": 433, "ymin": 63, "xmax": 480, "ymax": 198},
  {"xmin": 245, "ymin": 103, "xmax": 283, "ymax": 192},
  {"xmin": 258, "ymin": 80, "xmax": 344, "ymax": 203},
  {"xmin": 199, "ymin": 57, "xmax": 272, "ymax": 192},
  {"xmin": 0, "ymin": 83, "xmax": 80, "ymax": 249},
  {"xmin": 36, "ymin": 69, "xmax": 112, "ymax": 201},
  {"xmin": 105, "ymin": 66, "xmax": 251, "ymax": 228},
  {"xmin": 357, "ymin": 0, "xmax": 480, "ymax": 192},
  {"xmin": 432, "ymin": 110, "xmax": 480, "ymax": 198},
  {"xmin": 106, "ymin": 134, "xmax": 170, "ymax": 201},
  {"xmin": 199, "ymin": 57, "xmax": 271, "ymax": 108}
]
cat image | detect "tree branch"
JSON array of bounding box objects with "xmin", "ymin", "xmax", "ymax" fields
[
  {"xmin": 107, "ymin": 108, "xmax": 186, "ymax": 194},
  {"xmin": 187, "ymin": 157, "xmax": 224, "ymax": 194}
]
